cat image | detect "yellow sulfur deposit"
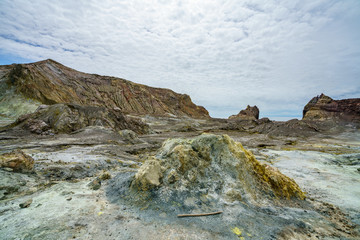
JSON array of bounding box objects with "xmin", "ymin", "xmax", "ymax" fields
[
  {"xmin": 232, "ymin": 227, "xmax": 242, "ymax": 236},
  {"xmin": 132, "ymin": 134, "xmax": 305, "ymax": 202}
]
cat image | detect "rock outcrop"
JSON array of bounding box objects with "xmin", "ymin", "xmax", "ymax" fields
[
  {"xmin": 0, "ymin": 59, "xmax": 209, "ymax": 121},
  {"xmin": 131, "ymin": 134, "xmax": 305, "ymax": 205},
  {"xmin": 229, "ymin": 105, "xmax": 259, "ymax": 120},
  {"xmin": 0, "ymin": 150, "xmax": 34, "ymax": 173},
  {"xmin": 223, "ymin": 118, "xmax": 338, "ymax": 137},
  {"xmin": 303, "ymin": 94, "xmax": 360, "ymax": 122},
  {"xmin": 11, "ymin": 103, "xmax": 149, "ymax": 134},
  {"xmin": 0, "ymin": 65, "xmax": 41, "ymax": 127}
]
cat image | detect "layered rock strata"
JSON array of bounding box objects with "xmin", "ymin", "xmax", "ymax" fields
[
  {"xmin": 303, "ymin": 94, "xmax": 360, "ymax": 122},
  {"xmin": 0, "ymin": 59, "xmax": 209, "ymax": 120}
]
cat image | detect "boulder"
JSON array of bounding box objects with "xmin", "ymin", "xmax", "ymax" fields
[
  {"xmin": 23, "ymin": 119, "xmax": 51, "ymax": 134},
  {"xmin": 118, "ymin": 129, "xmax": 142, "ymax": 144},
  {"xmin": 132, "ymin": 157, "xmax": 163, "ymax": 191},
  {"xmin": 229, "ymin": 105, "xmax": 259, "ymax": 120},
  {"xmin": 0, "ymin": 150, "xmax": 34, "ymax": 173}
]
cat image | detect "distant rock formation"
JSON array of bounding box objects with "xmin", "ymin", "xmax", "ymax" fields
[
  {"xmin": 0, "ymin": 59, "xmax": 209, "ymax": 121},
  {"xmin": 222, "ymin": 116, "xmax": 349, "ymax": 137},
  {"xmin": 229, "ymin": 105, "xmax": 259, "ymax": 120},
  {"xmin": 303, "ymin": 93, "xmax": 360, "ymax": 122},
  {"xmin": 10, "ymin": 103, "xmax": 149, "ymax": 134}
]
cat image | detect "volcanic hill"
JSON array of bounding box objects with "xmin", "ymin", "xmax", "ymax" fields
[{"xmin": 0, "ymin": 59, "xmax": 209, "ymax": 122}]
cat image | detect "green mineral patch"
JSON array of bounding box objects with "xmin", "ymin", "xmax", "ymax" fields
[
  {"xmin": 232, "ymin": 227, "xmax": 242, "ymax": 236},
  {"xmin": 0, "ymin": 80, "xmax": 41, "ymax": 126}
]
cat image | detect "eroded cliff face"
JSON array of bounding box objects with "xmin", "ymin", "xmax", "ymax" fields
[
  {"xmin": 0, "ymin": 59, "xmax": 209, "ymax": 120},
  {"xmin": 303, "ymin": 94, "xmax": 360, "ymax": 122}
]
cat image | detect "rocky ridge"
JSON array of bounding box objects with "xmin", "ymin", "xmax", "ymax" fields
[
  {"xmin": 0, "ymin": 59, "xmax": 209, "ymax": 123},
  {"xmin": 303, "ymin": 93, "xmax": 360, "ymax": 122}
]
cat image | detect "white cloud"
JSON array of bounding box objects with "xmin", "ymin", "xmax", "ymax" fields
[{"xmin": 0, "ymin": 0, "xmax": 359, "ymax": 119}]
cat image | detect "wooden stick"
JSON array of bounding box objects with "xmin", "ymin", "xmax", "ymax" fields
[{"xmin": 177, "ymin": 211, "xmax": 223, "ymax": 218}]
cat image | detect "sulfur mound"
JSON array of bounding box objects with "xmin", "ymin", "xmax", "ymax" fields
[{"xmin": 131, "ymin": 134, "xmax": 305, "ymax": 207}]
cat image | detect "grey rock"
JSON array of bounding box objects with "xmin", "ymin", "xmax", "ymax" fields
[
  {"xmin": 19, "ymin": 198, "xmax": 33, "ymax": 208},
  {"xmin": 88, "ymin": 178, "xmax": 101, "ymax": 190}
]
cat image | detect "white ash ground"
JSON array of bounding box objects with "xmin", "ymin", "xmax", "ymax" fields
[{"xmin": 0, "ymin": 119, "xmax": 359, "ymax": 239}]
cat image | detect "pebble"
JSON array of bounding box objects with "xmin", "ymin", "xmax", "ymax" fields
[{"xmin": 19, "ymin": 199, "xmax": 33, "ymax": 208}]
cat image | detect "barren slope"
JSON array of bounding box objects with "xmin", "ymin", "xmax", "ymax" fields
[{"xmin": 0, "ymin": 59, "xmax": 209, "ymax": 121}]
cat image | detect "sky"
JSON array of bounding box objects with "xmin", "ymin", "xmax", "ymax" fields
[{"xmin": 0, "ymin": 0, "xmax": 359, "ymax": 120}]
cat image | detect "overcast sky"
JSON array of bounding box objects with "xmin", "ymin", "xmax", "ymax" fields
[{"xmin": 1, "ymin": 0, "xmax": 359, "ymax": 119}]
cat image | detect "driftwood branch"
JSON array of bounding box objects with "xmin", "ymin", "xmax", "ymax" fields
[{"xmin": 177, "ymin": 211, "xmax": 223, "ymax": 218}]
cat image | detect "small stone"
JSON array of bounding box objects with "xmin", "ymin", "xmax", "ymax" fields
[
  {"xmin": 116, "ymin": 215, "xmax": 126, "ymax": 220},
  {"xmin": 88, "ymin": 178, "xmax": 101, "ymax": 190},
  {"xmin": 19, "ymin": 199, "xmax": 33, "ymax": 208},
  {"xmin": 61, "ymin": 191, "xmax": 74, "ymax": 196},
  {"xmin": 66, "ymin": 197, "xmax": 72, "ymax": 201}
]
